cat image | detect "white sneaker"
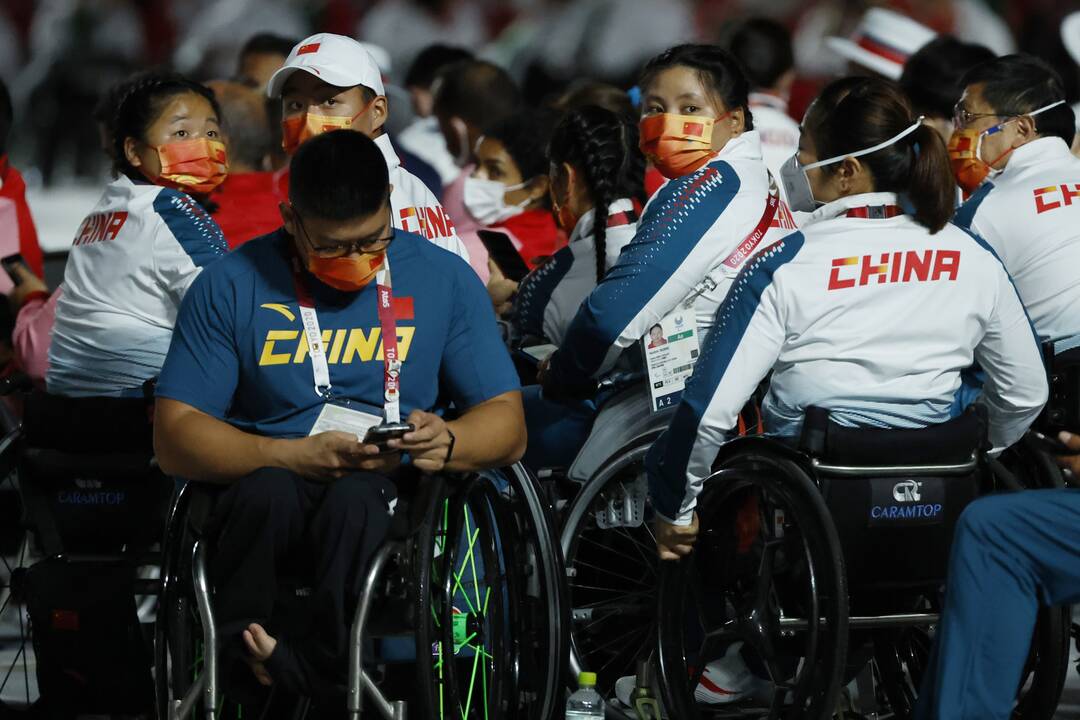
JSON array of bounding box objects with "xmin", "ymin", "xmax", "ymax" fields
[{"xmin": 693, "ymin": 642, "xmax": 763, "ymax": 704}]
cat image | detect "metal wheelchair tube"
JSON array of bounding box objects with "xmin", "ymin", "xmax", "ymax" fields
[
  {"xmin": 173, "ymin": 672, "xmax": 207, "ymax": 720},
  {"xmin": 347, "ymin": 541, "xmax": 404, "ymax": 720},
  {"xmin": 811, "ymin": 454, "xmax": 977, "ymax": 477},
  {"xmin": 192, "ymin": 541, "xmax": 218, "ymax": 720},
  {"xmin": 778, "ymin": 612, "xmax": 939, "ymax": 631}
]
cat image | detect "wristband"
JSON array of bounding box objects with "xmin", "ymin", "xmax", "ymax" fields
[{"xmin": 445, "ymin": 428, "xmax": 456, "ymax": 464}]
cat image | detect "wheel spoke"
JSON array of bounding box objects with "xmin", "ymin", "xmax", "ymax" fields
[{"xmin": 569, "ymin": 558, "xmax": 652, "ymax": 588}]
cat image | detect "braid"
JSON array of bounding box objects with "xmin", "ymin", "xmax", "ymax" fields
[
  {"xmin": 550, "ymin": 106, "xmax": 644, "ymax": 283},
  {"xmin": 109, "ymin": 70, "xmax": 221, "ymax": 179}
]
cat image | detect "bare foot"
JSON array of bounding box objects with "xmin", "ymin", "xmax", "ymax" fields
[{"xmin": 242, "ymin": 623, "xmax": 277, "ymax": 686}]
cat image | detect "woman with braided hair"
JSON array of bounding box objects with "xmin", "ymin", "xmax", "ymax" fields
[
  {"xmin": 47, "ymin": 71, "xmax": 230, "ymax": 396},
  {"xmin": 511, "ymin": 105, "xmax": 644, "ymax": 346}
]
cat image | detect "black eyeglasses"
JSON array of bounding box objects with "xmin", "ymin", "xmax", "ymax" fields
[
  {"xmin": 294, "ymin": 207, "xmax": 394, "ymax": 258},
  {"xmin": 952, "ymin": 103, "xmax": 1007, "ymax": 130}
]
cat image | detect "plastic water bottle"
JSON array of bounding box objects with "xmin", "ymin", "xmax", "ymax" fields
[{"xmin": 566, "ymin": 671, "xmax": 605, "ymax": 719}]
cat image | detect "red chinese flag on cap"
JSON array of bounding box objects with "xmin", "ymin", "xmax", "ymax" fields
[{"xmin": 298, "ymin": 43, "xmax": 321, "ymax": 55}]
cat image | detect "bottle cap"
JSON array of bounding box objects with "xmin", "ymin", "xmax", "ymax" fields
[{"xmin": 578, "ymin": 671, "xmax": 597, "ymax": 687}]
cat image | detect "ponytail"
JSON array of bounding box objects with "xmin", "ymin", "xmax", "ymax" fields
[
  {"xmin": 809, "ymin": 77, "xmax": 955, "ymax": 234},
  {"xmin": 907, "ymin": 124, "xmax": 956, "ymax": 233},
  {"xmin": 549, "ymin": 106, "xmax": 645, "ymax": 282}
]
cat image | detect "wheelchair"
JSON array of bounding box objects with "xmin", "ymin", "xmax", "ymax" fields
[
  {"xmin": 155, "ymin": 462, "xmax": 568, "ymax": 719},
  {"xmin": 0, "ymin": 382, "xmax": 172, "ymax": 716},
  {"xmin": 653, "ymin": 406, "xmax": 1071, "ymax": 720}
]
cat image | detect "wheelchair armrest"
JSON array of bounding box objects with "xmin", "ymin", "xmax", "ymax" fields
[
  {"xmin": 596, "ymin": 370, "xmax": 646, "ymax": 395},
  {"xmin": 23, "ymin": 448, "xmax": 158, "ymax": 481}
]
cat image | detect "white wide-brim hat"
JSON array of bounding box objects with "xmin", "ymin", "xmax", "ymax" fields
[{"xmin": 826, "ymin": 7, "xmax": 937, "ymax": 80}]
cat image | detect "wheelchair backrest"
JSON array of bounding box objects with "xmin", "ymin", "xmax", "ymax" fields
[
  {"xmin": 568, "ymin": 383, "xmax": 674, "ymax": 483},
  {"xmin": 801, "ymin": 407, "xmax": 986, "ymax": 592},
  {"xmin": 17, "ymin": 391, "xmax": 170, "ymax": 554},
  {"xmin": 1039, "ymin": 345, "xmax": 1080, "ymax": 434}
]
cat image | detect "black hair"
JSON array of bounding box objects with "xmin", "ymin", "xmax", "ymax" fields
[
  {"xmin": 649, "ymin": 324, "xmax": 663, "ymax": 334},
  {"xmin": 721, "ymin": 18, "xmax": 794, "ymax": 92},
  {"xmin": 639, "ymin": 44, "xmax": 754, "ymax": 131},
  {"xmin": 806, "ymin": 77, "xmax": 955, "ymax": 233},
  {"xmin": 0, "ymin": 77, "xmax": 11, "ymax": 157},
  {"xmin": 289, "ymin": 130, "xmax": 389, "ymax": 221},
  {"xmin": 900, "ymin": 36, "xmax": 995, "ymax": 120},
  {"xmin": 549, "ymin": 106, "xmax": 646, "ymax": 282},
  {"xmin": 111, "ymin": 72, "xmax": 223, "ymax": 180},
  {"xmin": 550, "ymin": 80, "xmax": 636, "ymax": 122},
  {"xmin": 404, "ymin": 44, "xmax": 474, "ymax": 90},
  {"xmin": 961, "ymin": 54, "xmax": 1073, "ymax": 145},
  {"xmin": 240, "ymin": 33, "xmax": 299, "ymax": 60},
  {"xmin": 432, "ymin": 60, "xmax": 522, "ymax": 131},
  {"xmin": 484, "ymin": 108, "xmax": 557, "ymax": 186}
]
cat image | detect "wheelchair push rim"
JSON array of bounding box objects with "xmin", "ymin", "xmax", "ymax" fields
[
  {"xmin": 419, "ymin": 467, "xmax": 565, "ymax": 720},
  {"xmin": 657, "ymin": 453, "xmax": 848, "ymax": 720},
  {"xmin": 560, "ymin": 444, "xmax": 659, "ymax": 718}
]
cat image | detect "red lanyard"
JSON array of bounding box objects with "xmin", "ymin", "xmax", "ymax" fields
[
  {"xmin": 845, "ymin": 205, "xmax": 903, "ymax": 219},
  {"xmin": 290, "ymin": 254, "xmax": 401, "ymax": 423},
  {"xmin": 721, "ymin": 174, "xmax": 781, "ymax": 269}
]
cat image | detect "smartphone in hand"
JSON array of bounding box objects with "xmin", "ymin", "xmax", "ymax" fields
[
  {"xmin": 363, "ymin": 422, "xmax": 415, "ymax": 452},
  {"xmin": 1, "ymin": 254, "xmax": 26, "ymax": 286}
]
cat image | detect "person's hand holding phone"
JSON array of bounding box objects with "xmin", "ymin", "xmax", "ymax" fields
[
  {"xmin": 4, "ymin": 260, "xmax": 47, "ymax": 309},
  {"xmin": 487, "ymin": 260, "xmax": 518, "ymax": 316},
  {"xmin": 387, "ymin": 409, "xmax": 454, "ymax": 472},
  {"xmin": 285, "ymin": 431, "xmax": 401, "ymax": 480}
]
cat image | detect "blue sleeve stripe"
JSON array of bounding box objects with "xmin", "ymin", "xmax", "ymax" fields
[
  {"xmin": 647, "ymin": 233, "xmax": 805, "ymax": 520},
  {"xmin": 513, "ymin": 245, "xmax": 575, "ymax": 340},
  {"xmin": 555, "ymin": 161, "xmax": 742, "ymax": 380},
  {"xmin": 953, "ymin": 182, "xmax": 994, "ymax": 230},
  {"xmin": 153, "ymin": 190, "xmax": 229, "ymax": 268}
]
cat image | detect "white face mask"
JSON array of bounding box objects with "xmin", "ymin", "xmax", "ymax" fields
[
  {"xmin": 463, "ymin": 175, "xmax": 531, "ymax": 226},
  {"xmin": 780, "ymin": 116, "xmax": 924, "ymax": 213}
]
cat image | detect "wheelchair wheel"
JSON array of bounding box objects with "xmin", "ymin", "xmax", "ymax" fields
[
  {"xmin": 656, "ymin": 450, "xmax": 848, "ymax": 720},
  {"xmin": 560, "ymin": 442, "xmax": 658, "ymax": 718},
  {"xmin": 418, "ymin": 467, "xmax": 566, "ymax": 720},
  {"xmin": 0, "ymin": 533, "xmax": 37, "ymax": 712}
]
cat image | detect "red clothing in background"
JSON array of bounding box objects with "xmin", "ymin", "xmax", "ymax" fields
[
  {"xmin": 211, "ymin": 172, "xmax": 286, "ymax": 248},
  {"xmin": 492, "ymin": 208, "xmax": 564, "ymax": 268},
  {"xmin": 0, "ymin": 157, "xmax": 43, "ymax": 277}
]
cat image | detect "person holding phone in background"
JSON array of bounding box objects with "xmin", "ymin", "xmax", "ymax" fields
[{"xmin": 153, "ymin": 130, "xmax": 524, "ymax": 701}]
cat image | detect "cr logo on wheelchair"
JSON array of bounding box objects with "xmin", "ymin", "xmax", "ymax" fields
[{"xmin": 892, "ymin": 479, "xmax": 923, "ymax": 503}]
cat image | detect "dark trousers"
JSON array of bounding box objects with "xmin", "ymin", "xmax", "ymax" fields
[
  {"xmin": 207, "ymin": 467, "xmax": 396, "ymax": 700},
  {"xmin": 915, "ymin": 489, "xmax": 1080, "ymax": 719}
]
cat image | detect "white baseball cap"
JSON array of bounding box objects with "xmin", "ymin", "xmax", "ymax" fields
[
  {"xmin": 825, "ymin": 8, "xmax": 937, "ymax": 80},
  {"xmin": 267, "ymin": 33, "xmax": 385, "ymax": 99}
]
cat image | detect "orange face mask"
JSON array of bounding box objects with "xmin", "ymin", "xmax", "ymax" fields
[
  {"xmin": 307, "ymin": 251, "xmax": 386, "ymax": 292},
  {"xmin": 639, "ymin": 113, "xmax": 721, "ymax": 179},
  {"xmin": 282, "ymin": 101, "xmax": 374, "ymax": 156},
  {"xmin": 152, "ymin": 138, "xmax": 228, "ymax": 194},
  {"xmin": 947, "ymin": 127, "xmax": 1006, "ymax": 195}
]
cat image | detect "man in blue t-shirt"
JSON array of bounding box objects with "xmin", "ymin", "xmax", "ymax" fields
[{"xmin": 154, "ymin": 130, "xmax": 524, "ymax": 700}]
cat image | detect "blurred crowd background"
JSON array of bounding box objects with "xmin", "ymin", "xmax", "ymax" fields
[{"xmin": 2, "ymin": 0, "xmax": 1078, "ymax": 255}]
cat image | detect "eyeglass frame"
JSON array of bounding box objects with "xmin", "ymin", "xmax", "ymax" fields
[{"xmin": 292, "ymin": 205, "xmax": 395, "ymax": 259}]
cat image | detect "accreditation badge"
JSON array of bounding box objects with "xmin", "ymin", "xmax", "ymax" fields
[{"xmin": 641, "ymin": 309, "xmax": 700, "ymax": 413}]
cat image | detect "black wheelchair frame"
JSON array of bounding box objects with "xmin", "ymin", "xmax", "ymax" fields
[
  {"xmin": 155, "ymin": 463, "xmax": 568, "ymax": 720},
  {"xmin": 654, "ymin": 409, "xmax": 1071, "ymax": 720}
]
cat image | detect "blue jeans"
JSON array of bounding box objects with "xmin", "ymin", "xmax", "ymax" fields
[
  {"xmin": 915, "ymin": 489, "xmax": 1080, "ymax": 719},
  {"xmin": 521, "ymin": 385, "xmax": 597, "ymax": 471}
]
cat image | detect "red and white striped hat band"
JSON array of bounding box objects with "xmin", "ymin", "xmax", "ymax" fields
[{"xmin": 826, "ymin": 7, "xmax": 937, "ymax": 80}]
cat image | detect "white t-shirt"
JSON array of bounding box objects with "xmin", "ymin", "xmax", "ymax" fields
[{"xmin": 48, "ymin": 176, "xmax": 229, "ymax": 396}]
